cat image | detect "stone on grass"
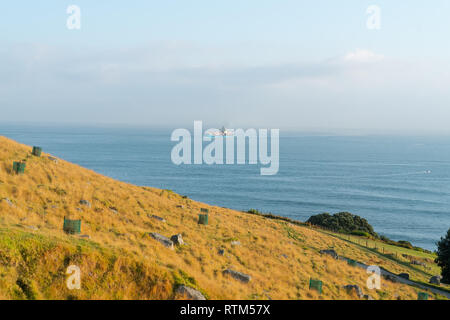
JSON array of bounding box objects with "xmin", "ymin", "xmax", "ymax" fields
[
  {"xmin": 171, "ymin": 234, "xmax": 184, "ymax": 246},
  {"xmin": 223, "ymin": 269, "xmax": 251, "ymax": 283},
  {"xmin": 150, "ymin": 215, "xmax": 166, "ymax": 223},
  {"xmin": 175, "ymin": 285, "xmax": 206, "ymax": 300},
  {"xmin": 411, "ymin": 260, "xmax": 426, "ymax": 267},
  {"xmin": 79, "ymin": 200, "xmax": 91, "ymax": 208},
  {"xmin": 429, "ymin": 275, "xmax": 442, "ymax": 285},
  {"xmin": 148, "ymin": 232, "xmax": 174, "ymax": 249},
  {"xmin": 319, "ymin": 249, "xmax": 339, "ymax": 259},
  {"xmin": 230, "ymin": 241, "xmax": 241, "ymax": 246},
  {"xmin": 343, "ymin": 285, "xmax": 363, "ymax": 298},
  {"xmin": 47, "ymin": 156, "xmax": 58, "ymax": 163},
  {"xmin": 1, "ymin": 198, "xmax": 14, "ymax": 207}
]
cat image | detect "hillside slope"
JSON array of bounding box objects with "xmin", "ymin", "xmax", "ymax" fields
[{"xmin": 0, "ymin": 136, "xmax": 445, "ymax": 300}]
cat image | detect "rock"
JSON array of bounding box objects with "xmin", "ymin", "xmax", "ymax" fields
[
  {"xmin": 109, "ymin": 207, "xmax": 118, "ymax": 214},
  {"xmin": 25, "ymin": 225, "xmax": 38, "ymax": 231},
  {"xmin": 170, "ymin": 234, "xmax": 184, "ymax": 246},
  {"xmin": 150, "ymin": 215, "xmax": 166, "ymax": 223},
  {"xmin": 79, "ymin": 234, "xmax": 91, "ymax": 239},
  {"xmin": 263, "ymin": 291, "xmax": 273, "ymax": 300},
  {"xmin": 231, "ymin": 241, "xmax": 241, "ymax": 246},
  {"xmin": 319, "ymin": 249, "xmax": 339, "ymax": 259},
  {"xmin": 411, "ymin": 260, "xmax": 426, "ymax": 267},
  {"xmin": 429, "ymin": 275, "xmax": 441, "ymax": 285},
  {"xmin": 175, "ymin": 285, "xmax": 206, "ymax": 300},
  {"xmin": 363, "ymin": 294, "xmax": 374, "ymax": 300},
  {"xmin": 218, "ymin": 249, "xmax": 225, "ymax": 256},
  {"xmin": 148, "ymin": 232, "xmax": 174, "ymax": 249},
  {"xmin": 76, "ymin": 208, "xmax": 83, "ymax": 212},
  {"xmin": 1, "ymin": 198, "xmax": 14, "ymax": 207},
  {"xmin": 281, "ymin": 254, "xmax": 288, "ymax": 259},
  {"xmin": 343, "ymin": 285, "xmax": 364, "ymax": 298},
  {"xmin": 223, "ymin": 269, "xmax": 251, "ymax": 283},
  {"xmin": 47, "ymin": 156, "xmax": 58, "ymax": 163},
  {"xmin": 79, "ymin": 200, "xmax": 91, "ymax": 208},
  {"xmin": 176, "ymin": 205, "xmax": 184, "ymax": 209},
  {"xmin": 398, "ymin": 273, "xmax": 410, "ymax": 280}
]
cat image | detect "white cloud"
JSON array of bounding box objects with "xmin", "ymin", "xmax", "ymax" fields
[
  {"xmin": 343, "ymin": 49, "xmax": 384, "ymax": 63},
  {"xmin": 1, "ymin": 43, "xmax": 450, "ymax": 133}
]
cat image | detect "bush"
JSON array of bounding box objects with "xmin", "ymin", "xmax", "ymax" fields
[
  {"xmin": 306, "ymin": 212, "xmax": 377, "ymax": 237},
  {"xmin": 350, "ymin": 230, "xmax": 371, "ymax": 237},
  {"xmin": 435, "ymin": 228, "xmax": 450, "ymax": 284},
  {"xmin": 396, "ymin": 240, "xmax": 413, "ymax": 249},
  {"xmin": 247, "ymin": 209, "xmax": 263, "ymax": 215}
]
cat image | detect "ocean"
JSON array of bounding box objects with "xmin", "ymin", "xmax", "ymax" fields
[{"xmin": 2, "ymin": 124, "xmax": 450, "ymax": 251}]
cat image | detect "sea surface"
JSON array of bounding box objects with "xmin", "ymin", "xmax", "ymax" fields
[{"xmin": 2, "ymin": 124, "xmax": 450, "ymax": 251}]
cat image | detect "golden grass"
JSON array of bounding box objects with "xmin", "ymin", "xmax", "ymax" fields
[{"xmin": 0, "ymin": 136, "xmax": 445, "ymax": 300}]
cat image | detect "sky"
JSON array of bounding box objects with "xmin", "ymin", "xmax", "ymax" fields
[{"xmin": 1, "ymin": 1, "xmax": 450, "ymax": 133}]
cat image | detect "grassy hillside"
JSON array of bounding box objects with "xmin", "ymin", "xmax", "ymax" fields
[{"xmin": 0, "ymin": 136, "xmax": 446, "ymax": 300}]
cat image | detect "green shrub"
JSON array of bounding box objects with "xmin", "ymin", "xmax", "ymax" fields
[
  {"xmin": 247, "ymin": 209, "xmax": 263, "ymax": 215},
  {"xmin": 396, "ymin": 240, "xmax": 413, "ymax": 249},
  {"xmin": 350, "ymin": 230, "xmax": 371, "ymax": 237},
  {"xmin": 306, "ymin": 212, "xmax": 377, "ymax": 237}
]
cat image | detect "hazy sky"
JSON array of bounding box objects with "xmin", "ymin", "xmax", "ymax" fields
[{"xmin": 1, "ymin": 1, "xmax": 450, "ymax": 133}]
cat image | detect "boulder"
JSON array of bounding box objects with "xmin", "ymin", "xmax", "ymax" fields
[
  {"xmin": 429, "ymin": 275, "xmax": 441, "ymax": 285},
  {"xmin": 170, "ymin": 234, "xmax": 184, "ymax": 246},
  {"xmin": 411, "ymin": 260, "xmax": 426, "ymax": 267},
  {"xmin": 363, "ymin": 294, "xmax": 374, "ymax": 300},
  {"xmin": 343, "ymin": 285, "xmax": 363, "ymax": 298},
  {"xmin": 1, "ymin": 198, "xmax": 14, "ymax": 207},
  {"xmin": 175, "ymin": 285, "xmax": 206, "ymax": 300},
  {"xmin": 218, "ymin": 249, "xmax": 225, "ymax": 256},
  {"xmin": 79, "ymin": 234, "xmax": 91, "ymax": 239},
  {"xmin": 230, "ymin": 241, "xmax": 241, "ymax": 246},
  {"xmin": 150, "ymin": 215, "xmax": 166, "ymax": 223},
  {"xmin": 319, "ymin": 249, "xmax": 339, "ymax": 259},
  {"xmin": 223, "ymin": 269, "xmax": 251, "ymax": 283},
  {"xmin": 47, "ymin": 156, "xmax": 58, "ymax": 163},
  {"xmin": 79, "ymin": 200, "xmax": 91, "ymax": 208},
  {"xmin": 148, "ymin": 232, "xmax": 174, "ymax": 249}
]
